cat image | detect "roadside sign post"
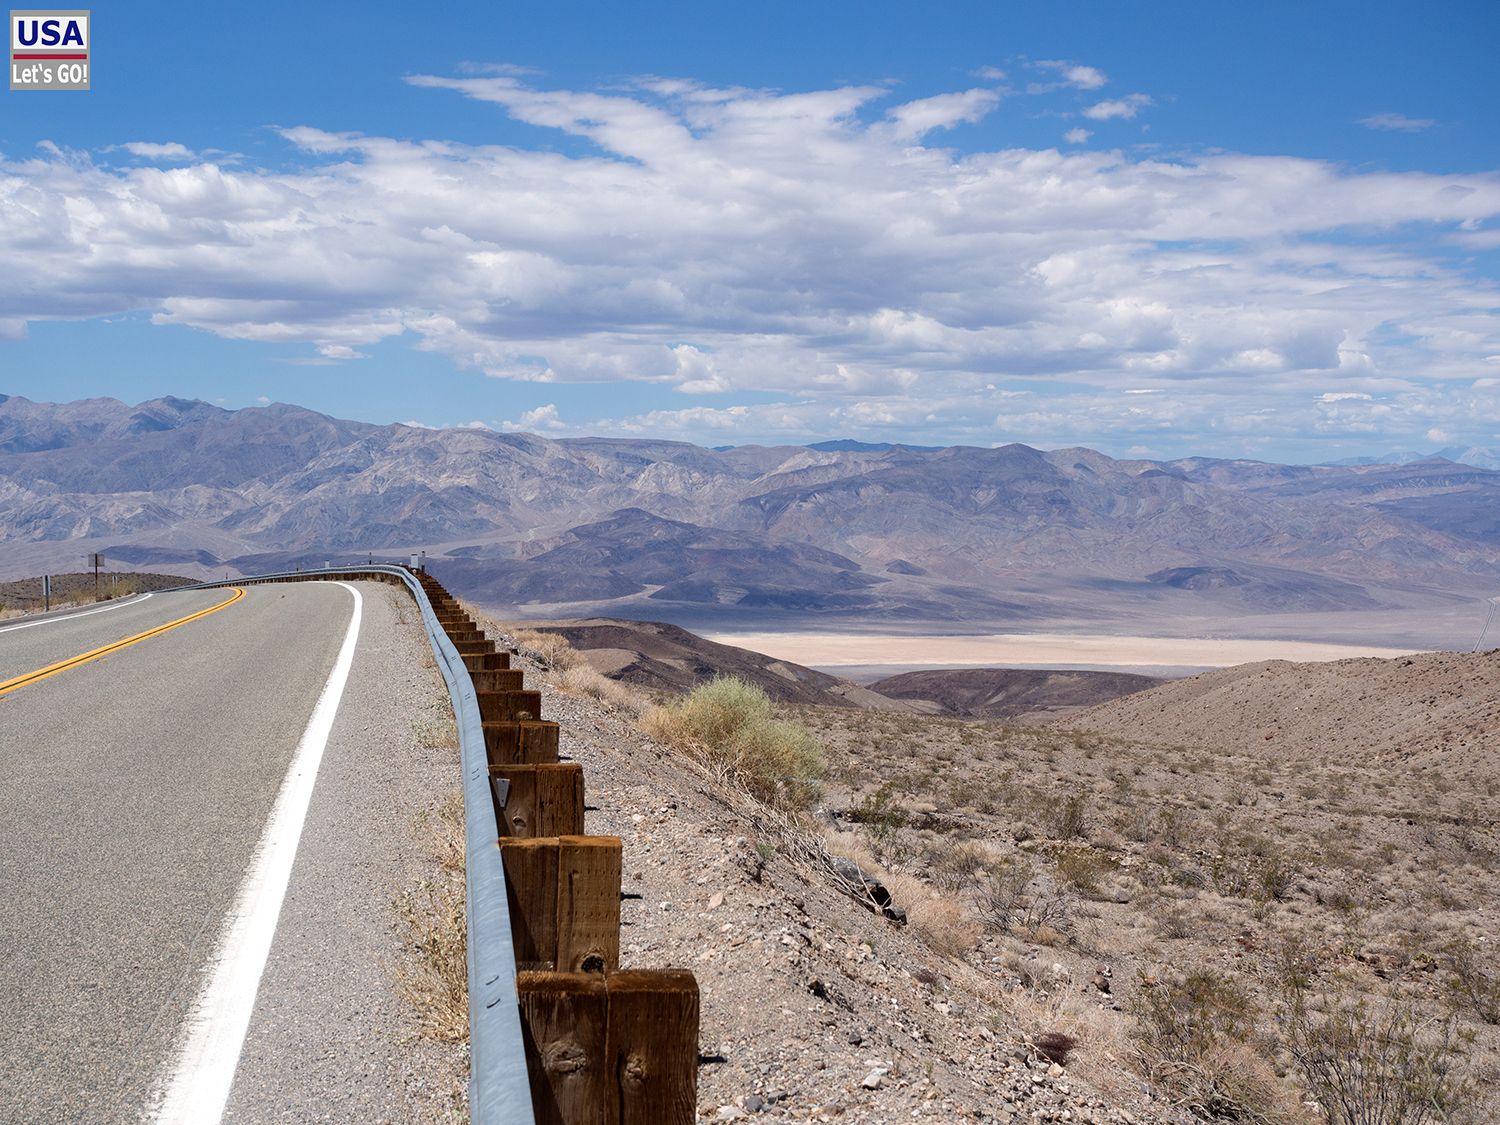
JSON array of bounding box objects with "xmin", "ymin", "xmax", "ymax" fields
[{"xmin": 42, "ymin": 574, "xmax": 51, "ymax": 612}]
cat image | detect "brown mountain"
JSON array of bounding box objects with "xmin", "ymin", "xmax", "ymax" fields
[
  {"xmin": 866, "ymin": 667, "xmax": 1164, "ymax": 720},
  {"xmin": 1062, "ymin": 648, "xmax": 1500, "ymax": 774},
  {"xmin": 525, "ymin": 618, "xmax": 906, "ymax": 709}
]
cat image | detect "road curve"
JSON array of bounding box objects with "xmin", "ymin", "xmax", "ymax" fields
[{"xmin": 0, "ymin": 583, "xmax": 361, "ymax": 1122}]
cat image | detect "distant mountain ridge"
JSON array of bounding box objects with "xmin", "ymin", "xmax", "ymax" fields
[
  {"xmin": 2, "ymin": 394, "xmax": 1498, "ymax": 637},
  {"xmin": 1322, "ymin": 446, "xmax": 1500, "ymax": 471}
]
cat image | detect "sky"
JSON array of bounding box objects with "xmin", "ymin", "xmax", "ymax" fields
[{"xmin": 2, "ymin": 0, "xmax": 1498, "ymax": 462}]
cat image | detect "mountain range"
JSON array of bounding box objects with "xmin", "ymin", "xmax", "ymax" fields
[{"xmin": 2, "ymin": 393, "xmax": 1498, "ymax": 642}]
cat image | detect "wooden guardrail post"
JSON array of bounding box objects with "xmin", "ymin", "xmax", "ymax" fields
[
  {"xmin": 501, "ymin": 836, "xmax": 621, "ymax": 972},
  {"xmin": 493, "ymin": 763, "xmax": 585, "ymax": 837},
  {"xmin": 518, "ymin": 970, "xmax": 699, "ymax": 1125},
  {"xmin": 484, "ymin": 720, "xmax": 560, "ymax": 764}
]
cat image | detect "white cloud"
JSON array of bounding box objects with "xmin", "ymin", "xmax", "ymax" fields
[
  {"xmin": 886, "ymin": 89, "xmax": 1000, "ymax": 140},
  {"xmin": 1035, "ymin": 60, "xmax": 1108, "ymax": 90},
  {"xmin": 1360, "ymin": 112, "xmax": 1436, "ymax": 133},
  {"xmin": 120, "ymin": 141, "xmax": 195, "ymax": 161},
  {"xmin": 504, "ymin": 403, "xmax": 566, "ymax": 432},
  {"xmin": 973, "ymin": 66, "xmax": 1006, "ymax": 81},
  {"xmin": 1083, "ymin": 94, "xmax": 1152, "ymax": 121},
  {"xmin": 1063, "ymin": 128, "xmax": 1091, "ymax": 144},
  {"xmin": 317, "ymin": 343, "xmax": 366, "ymax": 360},
  {"xmin": 1319, "ymin": 392, "xmax": 1372, "ymax": 402},
  {"xmin": 0, "ymin": 74, "xmax": 1496, "ymax": 453}
]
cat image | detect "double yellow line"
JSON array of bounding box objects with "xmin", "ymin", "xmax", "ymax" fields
[{"xmin": 0, "ymin": 587, "xmax": 245, "ymax": 699}]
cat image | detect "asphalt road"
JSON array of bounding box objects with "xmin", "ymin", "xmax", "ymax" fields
[{"xmin": 0, "ymin": 582, "xmax": 459, "ymax": 1123}]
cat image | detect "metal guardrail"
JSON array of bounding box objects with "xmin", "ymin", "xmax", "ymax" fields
[{"xmin": 178, "ymin": 566, "xmax": 534, "ymax": 1124}]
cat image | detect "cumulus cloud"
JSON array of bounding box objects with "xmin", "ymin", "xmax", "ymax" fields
[
  {"xmin": 120, "ymin": 141, "xmax": 196, "ymax": 161},
  {"xmin": 1082, "ymin": 93, "xmax": 1152, "ymax": 120},
  {"xmin": 1361, "ymin": 112, "xmax": 1437, "ymax": 132},
  {"xmin": 1063, "ymin": 128, "xmax": 1091, "ymax": 144},
  {"xmin": 0, "ymin": 73, "xmax": 1497, "ymax": 451},
  {"xmin": 1035, "ymin": 60, "xmax": 1108, "ymax": 89},
  {"xmin": 886, "ymin": 89, "xmax": 1001, "ymax": 140},
  {"xmin": 504, "ymin": 403, "xmax": 567, "ymax": 431}
]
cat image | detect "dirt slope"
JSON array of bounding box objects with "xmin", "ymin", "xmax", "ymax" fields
[
  {"xmin": 524, "ymin": 617, "xmax": 909, "ymax": 709},
  {"xmin": 1065, "ymin": 648, "xmax": 1500, "ymax": 775},
  {"xmin": 867, "ymin": 667, "xmax": 1164, "ymax": 720}
]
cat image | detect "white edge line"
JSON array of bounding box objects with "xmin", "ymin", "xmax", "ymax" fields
[
  {"xmin": 153, "ymin": 581, "xmax": 363, "ymax": 1125},
  {"xmin": 0, "ymin": 591, "xmax": 153, "ymax": 634}
]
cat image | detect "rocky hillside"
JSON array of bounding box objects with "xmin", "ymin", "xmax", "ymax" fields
[
  {"xmin": 1064, "ymin": 648, "xmax": 1500, "ymax": 775},
  {"xmin": 866, "ymin": 667, "xmax": 1164, "ymax": 720},
  {"xmin": 523, "ymin": 618, "xmax": 905, "ymax": 709}
]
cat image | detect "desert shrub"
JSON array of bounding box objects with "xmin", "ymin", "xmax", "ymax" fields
[
  {"xmin": 641, "ymin": 676, "xmax": 824, "ymax": 811},
  {"xmin": 1258, "ymin": 850, "xmax": 1298, "ymax": 902},
  {"xmin": 1053, "ymin": 793, "xmax": 1090, "ymax": 840},
  {"xmin": 851, "ymin": 780, "xmax": 909, "ymax": 845},
  {"xmin": 1445, "ymin": 939, "xmax": 1500, "ymax": 1025},
  {"xmin": 930, "ymin": 839, "xmax": 989, "ymax": 893},
  {"xmin": 1129, "ymin": 969, "xmax": 1283, "ymax": 1121},
  {"xmin": 1209, "ymin": 853, "xmax": 1253, "ymax": 898},
  {"xmin": 1153, "ymin": 906, "xmax": 1194, "ymax": 940},
  {"xmin": 1282, "ymin": 993, "xmax": 1473, "ymax": 1125},
  {"xmin": 511, "ymin": 628, "xmax": 580, "ymax": 672},
  {"xmin": 978, "ymin": 858, "xmax": 1073, "ymax": 940},
  {"xmin": 1054, "ymin": 847, "xmax": 1111, "ymax": 895}
]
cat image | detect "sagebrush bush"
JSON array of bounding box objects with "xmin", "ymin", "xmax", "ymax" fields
[
  {"xmin": 1282, "ymin": 992, "xmax": 1473, "ymax": 1125},
  {"xmin": 1129, "ymin": 969, "xmax": 1284, "ymax": 1122},
  {"xmin": 1445, "ymin": 939, "xmax": 1500, "ymax": 1025},
  {"xmin": 641, "ymin": 676, "xmax": 824, "ymax": 811}
]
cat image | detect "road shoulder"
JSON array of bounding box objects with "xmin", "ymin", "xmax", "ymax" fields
[{"xmin": 221, "ymin": 581, "xmax": 467, "ymax": 1123}]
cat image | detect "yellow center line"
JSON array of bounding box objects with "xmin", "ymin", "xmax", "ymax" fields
[{"xmin": 0, "ymin": 587, "xmax": 246, "ymax": 698}]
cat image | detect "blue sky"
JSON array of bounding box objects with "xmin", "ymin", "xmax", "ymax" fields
[{"xmin": 3, "ymin": 0, "xmax": 1498, "ymax": 461}]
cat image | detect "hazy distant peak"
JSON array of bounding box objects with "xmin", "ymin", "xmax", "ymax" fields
[{"xmin": 806, "ymin": 438, "xmax": 943, "ymax": 453}]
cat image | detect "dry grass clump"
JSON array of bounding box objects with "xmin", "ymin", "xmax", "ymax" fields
[
  {"xmin": 511, "ymin": 627, "xmax": 580, "ymax": 672},
  {"xmin": 642, "ymin": 676, "xmax": 825, "ymax": 811},
  {"xmin": 553, "ymin": 664, "xmax": 647, "ymax": 717},
  {"xmin": 395, "ymin": 791, "xmax": 468, "ymax": 1044},
  {"xmin": 899, "ymin": 883, "xmax": 981, "ymax": 958}
]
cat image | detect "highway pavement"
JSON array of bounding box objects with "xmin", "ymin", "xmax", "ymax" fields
[{"xmin": 0, "ymin": 581, "xmax": 460, "ymax": 1123}]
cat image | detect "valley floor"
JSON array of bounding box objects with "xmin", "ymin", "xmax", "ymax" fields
[{"xmin": 705, "ymin": 631, "xmax": 1423, "ymax": 672}]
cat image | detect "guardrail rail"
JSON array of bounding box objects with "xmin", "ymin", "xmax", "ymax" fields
[{"xmin": 180, "ymin": 565, "xmax": 700, "ymax": 1124}]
